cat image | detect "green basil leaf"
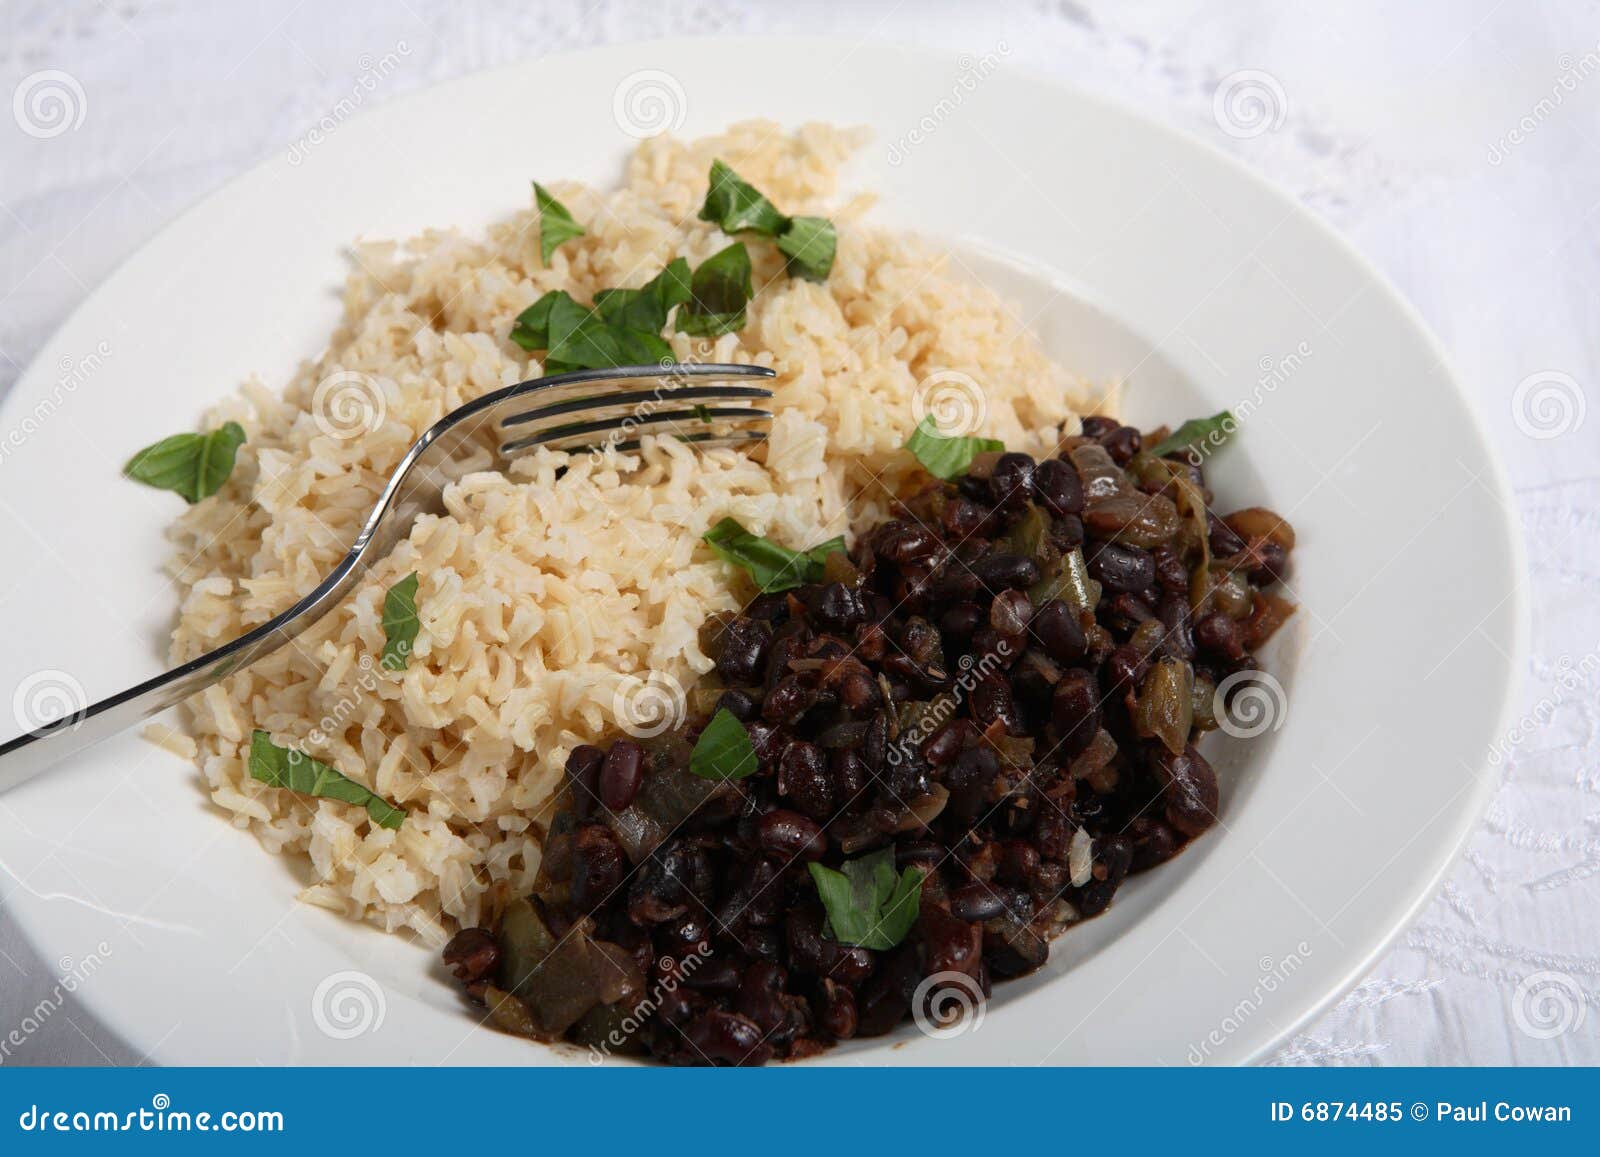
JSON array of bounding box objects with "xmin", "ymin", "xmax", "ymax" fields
[
  {"xmin": 688, "ymin": 708, "xmax": 759, "ymax": 781},
  {"xmin": 676, "ymin": 243, "xmax": 753, "ymax": 337},
  {"xmin": 533, "ymin": 182, "xmax": 585, "ymax": 264},
  {"xmin": 124, "ymin": 421, "xmax": 247, "ymax": 504},
  {"xmin": 592, "ymin": 258, "xmax": 693, "ymax": 334},
  {"xmin": 904, "ymin": 414, "xmax": 1004, "ymax": 480},
  {"xmin": 1146, "ymin": 411, "xmax": 1235, "ymax": 459},
  {"xmin": 511, "ymin": 289, "xmax": 674, "ymax": 374},
  {"xmin": 777, "ymin": 216, "xmax": 837, "ymax": 281},
  {"xmin": 808, "ymin": 848, "xmax": 924, "ymax": 950},
  {"xmin": 703, "ymin": 517, "xmax": 842, "ymax": 592},
  {"xmin": 699, "ymin": 160, "xmax": 790, "ymax": 237},
  {"xmin": 381, "ymin": 571, "xmax": 420, "ymax": 672},
  {"xmin": 248, "ymin": 730, "xmax": 406, "ymax": 830}
]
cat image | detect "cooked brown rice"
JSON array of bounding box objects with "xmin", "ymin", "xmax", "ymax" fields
[{"xmin": 157, "ymin": 122, "xmax": 1087, "ymax": 943}]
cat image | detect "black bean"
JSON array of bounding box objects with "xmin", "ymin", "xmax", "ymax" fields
[
  {"xmin": 809, "ymin": 582, "xmax": 868, "ymax": 631},
  {"xmin": 838, "ymin": 671, "xmax": 881, "ymax": 712},
  {"xmin": 442, "ymin": 927, "xmax": 498, "ymax": 988},
  {"xmin": 989, "ymin": 453, "xmax": 1036, "ymax": 508},
  {"xmin": 1079, "ymin": 416, "xmax": 1118, "ymax": 439},
  {"xmin": 873, "ymin": 520, "xmax": 940, "ymax": 564},
  {"xmin": 1194, "ymin": 612, "xmax": 1245, "ymax": 661},
  {"xmin": 972, "ymin": 551, "xmax": 1040, "ymax": 591},
  {"xmin": 1151, "ymin": 744, "xmax": 1219, "ymax": 837},
  {"xmin": 777, "ymin": 741, "xmax": 834, "ymax": 820},
  {"xmin": 1050, "ymin": 669, "xmax": 1101, "ymax": 757},
  {"xmin": 1208, "ymin": 514, "xmax": 1247, "ymax": 557},
  {"xmin": 713, "ymin": 688, "xmax": 759, "ymax": 722},
  {"xmin": 831, "ymin": 748, "xmax": 869, "ymax": 800},
  {"xmin": 922, "ymin": 720, "xmax": 967, "ymax": 766},
  {"xmin": 684, "ymin": 1010, "xmax": 772, "ymax": 1066},
  {"xmin": 1087, "ymin": 542, "xmax": 1156, "ymax": 592},
  {"xmin": 599, "ymin": 741, "xmax": 643, "ymax": 811},
  {"xmin": 570, "ymin": 823, "xmax": 627, "ymax": 911},
  {"xmin": 1128, "ymin": 818, "xmax": 1181, "ymax": 871},
  {"xmin": 1032, "ymin": 457, "xmax": 1084, "ymax": 516},
  {"xmin": 1031, "ymin": 599, "xmax": 1086, "ymax": 664},
  {"xmin": 1101, "ymin": 424, "xmax": 1142, "ymax": 465},
  {"xmin": 942, "ymin": 498, "xmax": 988, "ymax": 539},
  {"xmin": 819, "ymin": 979, "xmax": 858, "ymax": 1039},
  {"xmin": 946, "ymin": 745, "xmax": 1000, "ymax": 824},
  {"xmin": 762, "ymin": 674, "xmax": 815, "ymax": 726},
  {"xmin": 714, "ymin": 616, "xmax": 772, "ymax": 684},
  {"xmin": 564, "ymin": 744, "xmax": 604, "ymax": 819},
  {"xmin": 990, "ymin": 588, "xmax": 1033, "ymax": 635},
  {"xmin": 757, "ymin": 808, "xmax": 827, "ymax": 862},
  {"xmin": 950, "ymin": 882, "xmax": 1007, "ymax": 923},
  {"xmin": 970, "ymin": 671, "xmax": 1024, "ymax": 735}
]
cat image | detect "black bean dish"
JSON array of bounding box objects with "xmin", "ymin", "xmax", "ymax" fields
[{"xmin": 443, "ymin": 413, "xmax": 1296, "ymax": 1064}]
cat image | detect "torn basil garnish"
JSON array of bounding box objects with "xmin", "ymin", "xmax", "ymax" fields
[
  {"xmin": 904, "ymin": 414, "xmax": 1004, "ymax": 480},
  {"xmin": 808, "ymin": 847, "xmax": 924, "ymax": 950},
  {"xmin": 777, "ymin": 216, "xmax": 837, "ymax": 282},
  {"xmin": 688, "ymin": 708, "xmax": 758, "ymax": 781},
  {"xmin": 123, "ymin": 421, "xmax": 247, "ymax": 504},
  {"xmin": 248, "ymin": 730, "xmax": 405, "ymax": 830},
  {"xmin": 698, "ymin": 161, "xmax": 838, "ymax": 281},
  {"xmin": 381, "ymin": 571, "xmax": 420, "ymax": 671},
  {"xmin": 700, "ymin": 160, "xmax": 791, "ymax": 237},
  {"xmin": 533, "ymin": 183, "xmax": 585, "ymax": 264},
  {"xmin": 592, "ymin": 258, "xmax": 692, "ymax": 335},
  {"xmin": 511, "ymin": 289, "xmax": 674, "ymax": 374},
  {"xmin": 675, "ymin": 243, "xmax": 754, "ymax": 338},
  {"xmin": 703, "ymin": 516, "xmax": 845, "ymax": 592},
  {"xmin": 1146, "ymin": 411, "xmax": 1235, "ymax": 459}
]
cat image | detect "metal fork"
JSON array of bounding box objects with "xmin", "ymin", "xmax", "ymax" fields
[{"xmin": 0, "ymin": 363, "xmax": 775, "ymax": 792}]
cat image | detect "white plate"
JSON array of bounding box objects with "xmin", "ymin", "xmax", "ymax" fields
[{"xmin": 0, "ymin": 37, "xmax": 1524, "ymax": 1065}]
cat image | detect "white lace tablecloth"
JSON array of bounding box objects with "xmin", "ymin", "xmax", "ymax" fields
[{"xmin": 1, "ymin": 0, "xmax": 1595, "ymax": 1065}]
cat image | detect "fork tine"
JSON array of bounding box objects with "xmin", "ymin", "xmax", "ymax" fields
[
  {"xmin": 501, "ymin": 407, "xmax": 771, "ymax": 457},
  {"xmin": 498, "ymin": 385, "xmax": 773, "ymax": 431}
]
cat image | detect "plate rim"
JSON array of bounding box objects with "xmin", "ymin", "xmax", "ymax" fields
[{"xmin": 0, "ymin": 34, "xmax": 1528, "ymax": 1066}]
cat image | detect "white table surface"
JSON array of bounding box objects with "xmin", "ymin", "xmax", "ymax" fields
[{"xmin": 1, "ymin": 0, "xmax": 1595, "ymax": 1066}]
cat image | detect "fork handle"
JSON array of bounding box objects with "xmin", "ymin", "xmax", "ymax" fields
[{"xmin": 0, "ymin": 548, "xmax": 364, "ymax": 793}]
